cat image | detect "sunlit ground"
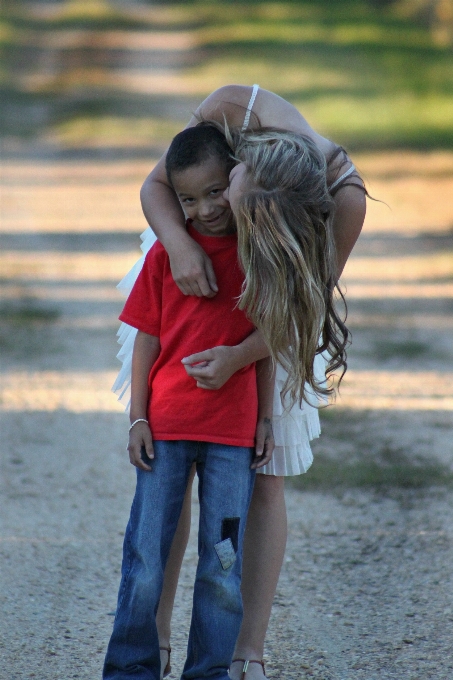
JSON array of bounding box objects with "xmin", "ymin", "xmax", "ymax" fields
[
  {"xmin": 1, "ymin": 369, "xmax": 452, "ymax": 412},
  {"xmin": 2, "ymin": 153, "xmax": 453, "ymax": 234}
]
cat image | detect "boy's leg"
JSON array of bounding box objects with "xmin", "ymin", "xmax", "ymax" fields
[
  {"xmin": 182, "ymin": 443, "xmax": 256, "ymax": 680},
  {"xmin": 103, "ymin": 441, "xmax": 196, "ymax": 680}
]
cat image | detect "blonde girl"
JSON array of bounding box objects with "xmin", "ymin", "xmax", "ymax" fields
[{"xmin": 115, "ymin": 85, "xmax": 366, "ymax": 679}]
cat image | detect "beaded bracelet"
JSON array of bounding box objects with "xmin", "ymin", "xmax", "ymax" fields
[{"xmin": 129, "ymin": 418, "xmax": 149, "ymax": 432}]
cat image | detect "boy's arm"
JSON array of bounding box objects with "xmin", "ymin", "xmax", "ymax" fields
[
  {"xmin": 128, "ymin": 331, "xmax": 161, "ymax": 471},
  {"xmin": 251, "ymin": 357, "xmax": 275, "ymax": 470},
  {"xmin": 182, "ymin": 329, "xmax": 269, "ymax": 390}
]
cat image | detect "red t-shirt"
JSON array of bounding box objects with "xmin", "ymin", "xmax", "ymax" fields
[{"xmin": 119, "ymin": 224, "xmax": 258, "ymax": 447}]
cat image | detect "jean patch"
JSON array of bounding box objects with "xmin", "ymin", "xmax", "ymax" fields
[
  {"xmin": 222, "ymin": 517, "xmax": 240, "ymax": 552},
  {"xmin": 214, "ymin": 538, "xmax": 236, "ymax": 570}
]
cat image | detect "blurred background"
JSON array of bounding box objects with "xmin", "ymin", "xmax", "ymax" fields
[{"xmin": 1, "ymin": 3, "xmax": 453, "ymax": 677}]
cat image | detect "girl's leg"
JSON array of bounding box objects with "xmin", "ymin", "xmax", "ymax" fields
[
  {"xmin": 230, "ymin": 474, "xmax": 287, "ymax": 679},
  {"xmin": 156, "ymin": 464, "xmax": 196, "ymax": 677}
]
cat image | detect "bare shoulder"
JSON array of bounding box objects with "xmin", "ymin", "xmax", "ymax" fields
[
  {"xmin": 196, "ymin": 85, "xmax": 255, "ymax": 127},
  {"xmin": 254, "ymin": 88, "xmax": 335, "ymax": 152},
  {"xmin": 199, "ymin": 85, "xmax": 312, "ymax": 132},
  {"xmin": 196, "ymin": 84, "xmax": 341, "ymax": 161},
  {"xmin": 196, "ymin": 85, "xmax": 320, "ymax": 136}
]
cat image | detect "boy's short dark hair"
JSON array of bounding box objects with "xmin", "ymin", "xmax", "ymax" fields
[{"xmin": 165, "ymin": 123, "xmax": 236, "ymax": 185}]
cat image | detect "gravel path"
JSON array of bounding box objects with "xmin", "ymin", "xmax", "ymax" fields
[
  {"xmin": 2, "ymin": 2, "xmax": 453, "ymax": 678},
  {"xmin": 1, "ymin": 403, "xmax": 453, "ymax": 679}
]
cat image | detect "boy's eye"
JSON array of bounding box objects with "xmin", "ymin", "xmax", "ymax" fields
[{"xmin": 182, "ymin": 197, "xmax": 195, "ymax": 204}]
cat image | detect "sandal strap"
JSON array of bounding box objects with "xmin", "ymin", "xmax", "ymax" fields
[
  {"xmin": 231, "ymin": 658, "xmax": 266, "ymax": 678},
  {"xmin": 159, "ymin": 647, "xmax": 171, "ymax": 677}
]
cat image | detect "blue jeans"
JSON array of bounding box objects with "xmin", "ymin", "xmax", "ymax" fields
[{"xmin": 103, "ymin": 440, "xmax": 256, "ymax": 680}]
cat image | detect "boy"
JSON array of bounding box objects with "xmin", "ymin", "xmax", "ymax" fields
[{"xmin": 103, "ymin": 124, "xmax": 274, "ymax": 680}]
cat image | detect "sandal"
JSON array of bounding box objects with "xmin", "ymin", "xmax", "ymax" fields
[
  {"xmin": 159, "ymin": 646, "xmax": 172, "ymax": 678},
  {"xmin": 231, "ymin": 658, "xmax": 266, "ymax": 679}
]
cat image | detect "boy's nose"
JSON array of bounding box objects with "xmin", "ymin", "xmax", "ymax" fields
[{"xmin": 199, "ymin": 201, "xmax": 216, "ymax": 217}]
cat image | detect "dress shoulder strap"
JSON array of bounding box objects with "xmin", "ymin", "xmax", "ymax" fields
[
  {"xmin": 241, "ymin": 84, "xmax": 259, "ymax": 131},
  {"xmin": 328, "ymin": 164, "xmax": 356, "ymax": 192}
]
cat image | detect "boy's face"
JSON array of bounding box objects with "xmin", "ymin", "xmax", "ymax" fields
[{"xmin": 171, "ymin": 156, "xmax": 235, "ymax": 237}]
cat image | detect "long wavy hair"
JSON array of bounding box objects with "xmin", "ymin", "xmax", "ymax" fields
[{"xmin": 225, "ymin": 126, "xmax": 350, "ymax": 406}]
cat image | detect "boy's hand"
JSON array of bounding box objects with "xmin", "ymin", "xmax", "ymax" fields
[
  {"xmin": 251, "ymin": 417, "xmax": 274, "ymax": 469},
  {"xmin": 127, "ymin": 421, "xmax": 154, "ymax": 471},
  {"xmin": 182, "ymin": 346, "xmax": 241, "ymax": 389}
]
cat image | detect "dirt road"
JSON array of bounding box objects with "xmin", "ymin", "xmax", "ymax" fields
[{"xmin": 1, "ymin": 2, "xmax": 453, "ymax": 678}]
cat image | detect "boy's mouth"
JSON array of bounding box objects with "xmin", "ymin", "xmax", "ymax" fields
[{"xmin": 201, "ymin": 210, "xmax": 227, "ymax": 226}]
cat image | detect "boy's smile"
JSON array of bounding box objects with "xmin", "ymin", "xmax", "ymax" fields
[{"xmin": 171, "ymin": 156, "xmax": 235, "ymax": 237}]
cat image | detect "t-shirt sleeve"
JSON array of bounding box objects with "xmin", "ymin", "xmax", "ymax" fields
[{"xmin": 119, "ymin": 244, "xmax": 164, "ymax": 336}]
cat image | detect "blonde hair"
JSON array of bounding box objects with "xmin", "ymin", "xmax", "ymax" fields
[{"xmin": 227, "ymin": 127, "xmax": 349, "ymax": 406}]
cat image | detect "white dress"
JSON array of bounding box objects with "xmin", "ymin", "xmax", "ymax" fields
[{"xmin": 113, "ymin": 84, "xmax": 353, "ymax": 476}]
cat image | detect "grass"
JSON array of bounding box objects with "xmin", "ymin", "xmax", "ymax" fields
[
  {"xmin": 0, "ymin": 302, "xmax": 61, "ymax": 359},
  {"xmin": 49, "ymin": 116, "xmax": 182, "ymax": 149},
  {"xmin": 289, "ymin": 447, "xmax": 453, "ymax": 491},
  {"xmin": 288, "ymin": 406, "xmax": 453, "ymax": 491},
  {"xmin": 0, "ymin": 0, "xmax": 154, "ymax": 31},
  {"xmin": 371, "ymin": 339, "xmax": 430, "ymax": 360},
  {"xmin": 0, "ymin": 302, "xmax": 60, "ymax": 324}
]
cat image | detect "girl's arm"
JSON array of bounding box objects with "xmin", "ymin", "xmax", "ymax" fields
[
  {"xmin": 252, "ymin": 356, "xmax": 275, "ymax": 470},
  {"xmin": 140, "ymin": 165, "xmax": 219, "ymax": 298},
  {"xmin": 181, "ymin": 329, "xmax": 269, "ymax": 390},
  {"xmin": 326, "ymin": 147, "xmax": 367, "ymax": 277},
  {"xmin": 128, "ymin": 330, "xmax": 161, "ymax": 471},
  {"xmin": 139, "ymin": 88, "xmax": 248, "ymax": 297},
  {"xmin": 332, "ymin": 183, "xmax": 367, "ymax": 277},
  {"xmin": 140, "ymin": 86, "xmax": 329, "ymax": 297},
  {"xmin": 141, "ymin": 85, "xmax": 366, "ymax": 293}
]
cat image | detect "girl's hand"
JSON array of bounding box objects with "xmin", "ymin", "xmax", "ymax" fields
[
  {"xmin": 251, "ymin": 417, "xmax": 274, "ymax": 469},
  {"xmin": 127, "ymin": 421, "xmax": 154, "ymax": 471},
  {"xmin": 168, "ymin": 237, "xmax": 218, "ymax": 298},
  {"xmin": 182, "ymin": 346, "xmax": 241, "ymax": 389}
]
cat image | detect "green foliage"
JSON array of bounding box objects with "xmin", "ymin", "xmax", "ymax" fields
[{"xmin": 2, "ymin": 0, "xmax": 453, "ymax": 152}]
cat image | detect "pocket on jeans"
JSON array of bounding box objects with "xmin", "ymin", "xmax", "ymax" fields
[{"xmin": 214, "ymin": 538, "xmax": 236, "ymax": 570}]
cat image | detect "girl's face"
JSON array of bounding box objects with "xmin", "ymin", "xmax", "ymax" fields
[
  {"xmin": 223, "ymin": 163, "xmax": 248, "ymax": 216},
  {"xmin": 172, "ymin": 156, "xmax": 235, "ymax": 237}
]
